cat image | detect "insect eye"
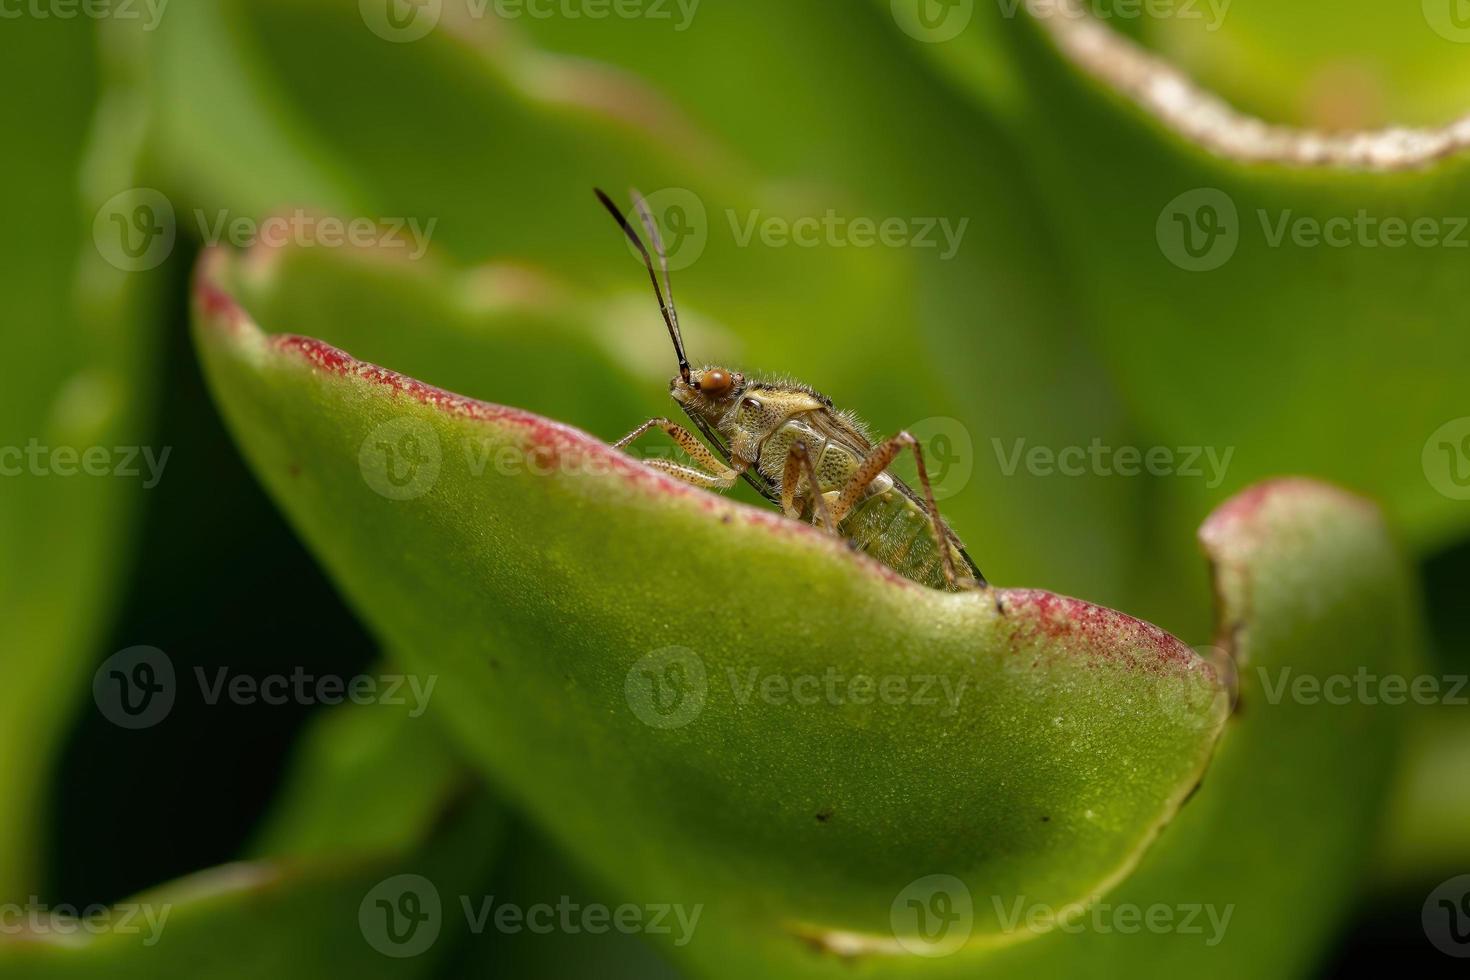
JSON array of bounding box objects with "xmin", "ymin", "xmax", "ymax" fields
[{"xmin": 700, "ymin": 368, "xmax": 732, "ymax": 396}]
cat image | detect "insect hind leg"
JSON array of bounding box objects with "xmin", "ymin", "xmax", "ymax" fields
[{"xmin": 828, "ymin": 431, "xmax": 983, "ymax": 592}]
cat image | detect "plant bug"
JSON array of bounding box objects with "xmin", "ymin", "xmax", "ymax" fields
[{"xmin": 595, "ymin": 188, "xmax": 988, "ymax": 594}]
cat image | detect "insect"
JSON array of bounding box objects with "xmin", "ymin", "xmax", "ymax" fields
[{"xmin": 595, "ymin": 188, "xmax": 987, "ymax": 594}]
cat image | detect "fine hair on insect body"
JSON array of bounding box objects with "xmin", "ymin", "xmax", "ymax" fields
[{"xmin": 595, "ymin": 187, "xmax": 988, "ymax": 594}]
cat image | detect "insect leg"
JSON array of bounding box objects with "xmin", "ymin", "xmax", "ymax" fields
[
  {"xmin": 614, "ymin": 418, "xmax": 741, "ymax": 489},
  {"xmin": 826, "ymin": 432, "xmax": 971, "ymax": 591},
  {"xmin": 640, "ymin": 458, "xmax": 738, "ymax": 490},
  {"xmin": 779, "ymin": 439, "xmax": 835, "ymax": 532}
]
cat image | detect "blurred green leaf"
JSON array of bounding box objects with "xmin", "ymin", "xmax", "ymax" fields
[
  {"xmin": 1377, "ymin": 707, "xmax": 1470, "ymax": 886},
  {"xmin": 0, "ymin": 18, "xmax": 164, "ymax": 898},
  {"xmin": 445, "ymin": 820, "xmax": 685, "ymax": 980},
  {"xmin": 893, "ymin": 2, "xmax": 1470, "ymax": 561},
  {"xmin": 191, "ymin": 245, "xmax": 1227, "ymax": 975},
  {"xmin": 246, "ymin": 669, "xmax": 470, "ymax": 861},
  {"xmin": 0, "ymin": 696, "xmax": 501, "ymax": 979},
  {"xmin": 1139, "ymin": 0, "xmax": 1470, "ymax": 129}
]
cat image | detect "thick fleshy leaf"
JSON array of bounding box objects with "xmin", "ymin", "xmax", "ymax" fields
[
  {"xmin": 192, "ymin": 246, "xmax": 1226, "ymax": 975},
  {"xmin": 957, "ymin": 479, "xmax": 1418, "ymax": 978}
]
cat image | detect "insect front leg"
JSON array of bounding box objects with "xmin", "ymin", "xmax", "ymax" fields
[
  {"xmin": 826, "ymin": 431, "xmax": 974, "ymax": 591},
  {"xmin": 779, "ymin": 439, "xmax": 835, "ymax": 532},
  {"xmin": 614, "ymin": 417, "xmax": 740, "ymax": 491}
]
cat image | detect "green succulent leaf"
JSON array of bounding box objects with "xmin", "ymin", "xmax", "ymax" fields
[
  {"xmin": 965, "ymin": 479, "xmax": 1418, "ymax": 978},
  {"xmin": 192, "ymin": 245, "xmax": 1227, "ymax": 975}
]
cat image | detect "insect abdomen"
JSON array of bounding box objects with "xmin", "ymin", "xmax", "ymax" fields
[{"xmin": 838, "ymin": 487, "xmax": 957, "ymax": 591}]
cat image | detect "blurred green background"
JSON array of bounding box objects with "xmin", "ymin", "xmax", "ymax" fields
[{"xmin": 1, "ymin": 0, "xmax": 1467, "ymax": 976}]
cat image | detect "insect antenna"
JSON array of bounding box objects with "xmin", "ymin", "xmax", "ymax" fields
[
  {"xmin": 594, "ymin": 188, "xmax": 690, "ymax": 383},
  {"xmin": 629, "ymin": 187, "xmax": 680, "ymax": 333},
  {"xmin": 594, "ymin": 187, "xmax": 780, "ymax": 504},
  {"xmin": 624, "ymin": 188, "xmax": 780, "ymax": 500}
]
